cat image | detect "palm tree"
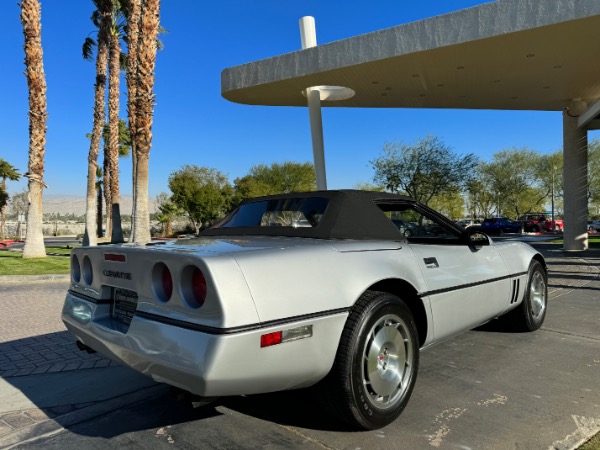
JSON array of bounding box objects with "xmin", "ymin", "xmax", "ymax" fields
[
  {"xmin": 131, "ymin": 0, "xmax": 160, "ymax": 244},
  {"xmin": 19, "ymin": 0, "xmax": 48, "ymax": 258},
  {"xmin": 107, "ymin": 0, "xmax": 125, "ymax": 243},
  {"xmin": 123, "ymin": 0, "xmax": 140, "ymax": 242},
  {"xmin": 0, "ymin": 158, "xmax": 21, "ymax": 240},
  {"xmin": 99, "ymin": 118, "xmax": 131, "ymax": 239},
  {"xmin": 82, "ymin": 0, "xmax": 111, "ymax": 246}
]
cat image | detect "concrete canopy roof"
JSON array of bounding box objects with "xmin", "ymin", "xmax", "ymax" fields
[{"xmin": 221, "ymin": 0, "xmax": 600, "ymax": 117}]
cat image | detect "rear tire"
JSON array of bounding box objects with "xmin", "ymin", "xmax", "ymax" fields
[
  {"xmin": 315, "ymin": 291, "xmax": 419, "ymax": 429},
  {"xmin": 501, "ymin": 260, "xmax": 547, "ymax": 332}
]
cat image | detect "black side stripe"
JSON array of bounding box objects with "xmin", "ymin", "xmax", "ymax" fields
[
  {"xmin": 135, "ymin": 307, "xmax": 351, "ymax": 335},
  {"xmin": 419, "ymin": 272, "xmax": 528, "ymax": 298}
]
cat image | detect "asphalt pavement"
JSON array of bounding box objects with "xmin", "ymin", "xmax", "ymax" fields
[{"xmin": 0, "ymin": 241, "xmax": 598, "ymax": 449}]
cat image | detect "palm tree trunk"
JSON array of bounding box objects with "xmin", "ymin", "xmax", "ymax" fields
[
  {"xmin": 20, "ymin": 0, "xmax": 47, "ymax": 258},
  {"xmin": 126, "ymin": 0, "xmax": 141, "ymax": 242},
  {"xmin": 83, "ymin": 162, "xmax": 98, "ymax": 246},
  {"xmin": 103, "ymin": 154, "xmax": 111, "ymax": 237},
  {"xmin": 1, "ymin": 179, "xmax": 6, "ymax": 240},
  {"xmin": 108, "ymin": 24, "xmax": 124, "ymax": 243},
  {"xmin": 83, "ymin": 13, "xmax": 109, "ymax": 247},
  {"xmin": 132, "ymin": 0, "xmax": 160, "ymax": 244},
  {"xmin": 96, "ymin": 181, "xmax": 104, "ymax": 238}
]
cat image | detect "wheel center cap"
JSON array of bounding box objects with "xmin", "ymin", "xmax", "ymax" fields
[{"xmin": 378, "ymin": 348, "xmax": 390, "ymax": 370}]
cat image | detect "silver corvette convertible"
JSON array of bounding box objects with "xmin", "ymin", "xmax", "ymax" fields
[{"xmin": 62, "ymin": 190, "xmax": 547, "ymax": 429}]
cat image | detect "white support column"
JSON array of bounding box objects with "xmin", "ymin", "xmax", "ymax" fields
[
  {"xmin": 562, "ymin": 109, "xmax": 588, "ymax": 251},
  {"xmin": 307, "ymin": 88, "xmax": 327, "ymax": 190},
  {"xmin": 300, "ymin": 16, "xmax": 327, "ymax": 191}
]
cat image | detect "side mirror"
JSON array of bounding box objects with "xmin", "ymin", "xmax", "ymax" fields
[{"xmin": 466, "ymin": 227, "xmax": 491, "ymax": 246}]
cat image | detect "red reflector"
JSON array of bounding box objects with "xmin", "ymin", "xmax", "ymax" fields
[
  {"xmin": 260, "ymin": 331, "xmax": 282, "ymax": 348},
  {"xmin": 162, "ymin": 266, "xmax": 173, "ymax": 299},
  {"xmin": 192, "ymin": 268, "xmax": 207, "ymax": 306},
  {"xmin": 105, "ymin": 254, "xmax": 126, "ymax": 262}
]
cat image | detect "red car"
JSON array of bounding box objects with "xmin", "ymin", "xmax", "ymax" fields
[{"xmin": 520, "ymin": 214, "xmax": 563, "ymax": 232}]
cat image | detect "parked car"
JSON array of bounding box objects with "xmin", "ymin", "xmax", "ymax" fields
[
  {"xmin": 62, "ymin": 190, "xmax": 547, "ymax": 430},
  {"xmin": 456, "ymin": 218, "xmax": 482, "ymax": 228},
  {"xmin": 480, "ymin": 217, "xmax": 522, "ymax": 234},
  {"xmin": 520, "ymin": 213, "xmax": 564, "ymax": 232},
  {"xmin": 588, "ymin": 220, "xmax": 600, "ymax": 231},
  {"xmin": 391, "ymin": 218, "xmax": 418, "ymax": 236}
]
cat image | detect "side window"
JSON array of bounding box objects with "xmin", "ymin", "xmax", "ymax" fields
[{"xmin": 378, "ymin": 203, "xmax": 461, "ymax": 243}]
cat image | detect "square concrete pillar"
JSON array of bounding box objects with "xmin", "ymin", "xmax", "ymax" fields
[{"xmin": 562, "ymin": 111, "xmax": 588, "ymax": 251}]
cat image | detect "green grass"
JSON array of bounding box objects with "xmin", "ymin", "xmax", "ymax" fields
[
  {"xmin": 580, "ymin": 432, "xmax": 600, "ymax": 450},
  {"xmin": 0, "ymin": 247, "xmax": 72, "ymax": 275},
  {"xmin": 547, "ymin": 235, "xmax": 600, "ymax": 247}
]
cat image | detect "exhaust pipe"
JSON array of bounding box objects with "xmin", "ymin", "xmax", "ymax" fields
[
  {"xmin": 76, "ymin": 340, "xmax": 96, "ymax": 354},
  {"xmin": 169, "ymin": 386, "xmax": 217, "ymax": 408}
]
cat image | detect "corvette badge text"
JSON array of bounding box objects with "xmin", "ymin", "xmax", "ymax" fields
[{"xmin": 103, "ymin": 270, "xmax": 132, "ymax": 280}]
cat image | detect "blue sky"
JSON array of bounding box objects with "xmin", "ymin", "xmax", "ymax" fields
[{"xmin": 1, "ymin": 1, "xmax": 596, "ymax": 198}]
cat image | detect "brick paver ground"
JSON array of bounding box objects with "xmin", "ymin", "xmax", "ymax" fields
[{"xmin": 0, "ymin": 283, "xmax": 117, "ymax": 379}]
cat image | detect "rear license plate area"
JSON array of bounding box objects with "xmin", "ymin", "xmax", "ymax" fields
[{"xmin": 111, "ymin": 288, "xmax": 138, "ymax": 326}]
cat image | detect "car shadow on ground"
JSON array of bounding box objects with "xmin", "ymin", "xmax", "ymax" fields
[
  {"xmin": 0, "ymin": 331, "xmax": 349, "ymax": 440},
  {"xmin": 219, "ymin": 389, "xmax": 354, "ymax": 432}
]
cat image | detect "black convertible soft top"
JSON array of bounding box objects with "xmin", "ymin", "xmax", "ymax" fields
[{"xmin": 201, "ymin": 190, "xmax": 417, "ymax": 240}]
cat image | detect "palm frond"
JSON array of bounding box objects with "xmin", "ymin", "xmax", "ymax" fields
[{"xmin": 82, "ymin": 37, "xmax": 97, "ymax": 60}]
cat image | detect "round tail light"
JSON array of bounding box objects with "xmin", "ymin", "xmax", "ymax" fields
[
  {"xmin": 82, "ymin": 255, "xmax": 93, "ymax": 285},
  {"xmin": 71, "ymin": 254, "xmax": 81, "ymax": 283},
  {"xmin": 162, "ymin": 265, "xmax": 173, "ymax": 299},
  {"xmin": 181, "ymin": 265, "xmax": 207, "ymax": 308},
  {"xmin": 192, "ymin": 268, "xmax": 207, "ymax": 306},
  {"xmin": 152, "ymin": 262, "xmax": 173, "ymax": 302}
]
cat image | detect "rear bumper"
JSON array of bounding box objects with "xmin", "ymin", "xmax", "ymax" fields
[{"xmin": 62, "ymin": 291, "xmax": 347, "ymax": 397}]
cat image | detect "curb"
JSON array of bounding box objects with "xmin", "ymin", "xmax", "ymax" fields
[
  {"xmin": 0, "ymin": 275, "xmax": 70, "ymax": 285},
  {"xmin": 0, "ymin": 384, "xmax": 168, "ymax": 449}
]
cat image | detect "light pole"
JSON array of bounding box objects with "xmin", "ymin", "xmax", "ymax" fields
[{"xmin": 299, "ymin": 17, "xmax": 355, "ymax": 191}]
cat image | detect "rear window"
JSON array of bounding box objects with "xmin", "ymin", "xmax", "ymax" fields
[{"xmin": 217, "ymin": 197, "xmax": 328, "ymax": 228}]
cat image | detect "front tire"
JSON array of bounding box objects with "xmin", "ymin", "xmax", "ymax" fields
[{"xmin": 315, "ymin": 291, "xmax": 419, "ymax": 429}]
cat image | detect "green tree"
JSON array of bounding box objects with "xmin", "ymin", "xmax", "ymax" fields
[
  {"xmin": 587, "ymin": 139, "xmax": 600, "ymax": 215},
  {"xmin": 20, "ymin": 0, "xmax": 48, "ymax": 258},
  {"xmin": 233, "ymin": 161, "xmax": 316, "ymax": 202},
  {"xmin": 0, "ymin": 158, "xmax": 21, "ymax": 240},
  {"xmin": 169, "ymin": 165, "xmax": 232, "ymax": 234},
  {"xmin": 482, "ymin": 148, "xmax": 548, "ymax": 219},
  {"xmin": 465, "ymin": 175, "xmax": 496, "ymax": 219},
  {"xmin": 371, "ymin": 136, "xmax": 478, "ymax": 205},
  {"xmin": 155, "ymin": 192, "xmax": 181, "ymax": 236},
  {"xmin": 0, "ymin": 188, "xmax": 8, "ymax": 220},
  {"xmin": 353, "ymin": 182, "xmax": 385, "ymax": 192},
  {"xmin": 428, "ymin": 190, "xmax": 465, "ymax": 220}
]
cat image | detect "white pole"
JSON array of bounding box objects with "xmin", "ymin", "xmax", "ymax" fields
[
  {"xmin": 299, "ymin": 16, "xmax": 327, "ymax": 191},
  {"xmin": 307, "ymin": 89, "xmax": 327, "ymax": 190},
  {"xmin": 300, "ymin": 16, "xmax": 317, "ymax": 48}
]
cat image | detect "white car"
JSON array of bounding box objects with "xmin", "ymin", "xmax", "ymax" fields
[{"xmin": 62, "ymin": 190, "xmax": 548, "ymax": 429}]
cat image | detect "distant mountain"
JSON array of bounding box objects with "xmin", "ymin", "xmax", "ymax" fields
[{"xmin": 43, "ymin": 195, "xmax": 156, "ymax": 216}]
